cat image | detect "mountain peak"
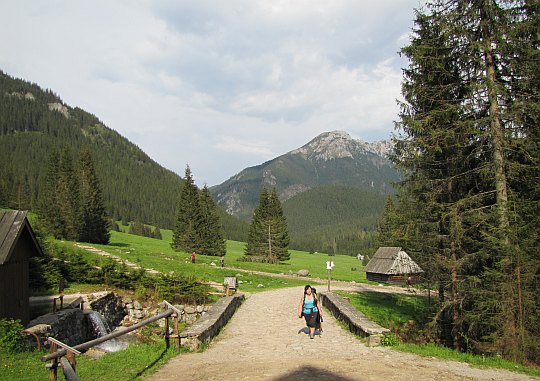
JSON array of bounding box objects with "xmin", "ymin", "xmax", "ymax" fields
[{"xmin": 291, "ymin": 130, "xmax": 393, "ymax": 161}]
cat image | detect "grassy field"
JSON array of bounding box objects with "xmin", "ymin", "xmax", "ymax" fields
[
  {"xmin": 56, "ymin": 229, "xmax": 368, "ymax": 294},
  {"xmin": 335, "ymin": 290, "xmax": 434, "ymax": 328},
  {"xmin": 0, "ymin": 341, "xmax": 179, "ymax": 381},
  {"xmin": 335, "ymin": 290, "xmax": 540, "ymax": 378}
]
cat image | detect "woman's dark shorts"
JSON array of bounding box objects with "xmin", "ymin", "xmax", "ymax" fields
[{"xmin": 303, "ymin": 311, "xmax": 319, "ymax": 328}]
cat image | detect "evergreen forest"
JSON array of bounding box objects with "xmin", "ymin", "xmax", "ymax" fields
[{"xmin": 384, "ymin": 0, "xmax": 539, "ymax": 364}]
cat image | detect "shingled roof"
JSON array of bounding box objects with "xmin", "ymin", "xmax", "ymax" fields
[
  {"xmin": 363, "ymin": 247, "xmax": 423, "ymax": 275},
  {"xmin": 0, "ymin": 210, "xmax": 42, "ymax": 265}
]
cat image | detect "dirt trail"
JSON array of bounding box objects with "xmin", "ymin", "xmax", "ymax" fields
[{"xmin": 147, "ymin": 287, "xmax": 534, "ymax": 381}]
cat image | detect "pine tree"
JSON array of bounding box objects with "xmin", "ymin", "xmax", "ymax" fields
[
  {"xmin": 78, "ymin": 147, "xmax": 110, "ymax": 244},
  {"xmin": 376, "ymin": 196, "xmax": 399, "ymax": 247},
  {"xmin": 244, "ymin": 188, "xmax": 289, "ymax": 263},
  {"xmin": 171, "ymin": 165, "xmax": 201, "ymax": 252},
  {"xmin": 393, "ymin": 1, "xmax": 539, "ymax": 361},
  {"xmin": 57, "ymin": 147, "xmax": 80, "ymax": 241},
  {"xmin": 39, "ymin": 148, "xmax": 63, "ymax": 238},
  {"xmin": 267, "ymin": 189, "xmax": 290, "ymax": 261},
  {"xmin": 198, "ymin": 185, "xmax": 226, "ymax": 256}
]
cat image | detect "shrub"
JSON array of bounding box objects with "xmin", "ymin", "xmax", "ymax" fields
[
  {"xmin": 381, "ymin": 332, "xmax": 400, "ymax": 347},
  {"xmin": 0, "ymin": 319, "xmax": 26, "ymax": 353}
]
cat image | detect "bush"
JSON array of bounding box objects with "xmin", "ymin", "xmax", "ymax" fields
[
  {"xmin": 0, "ymin": 319, "xmax": 26, "ymax": 353},
  {"xmin": 381, "ymin": 332, "xmax": 400, "ymax": 347}
]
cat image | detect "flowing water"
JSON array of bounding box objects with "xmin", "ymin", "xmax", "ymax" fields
[{"xmin": 87, "ymin": 311, "xmax": 128, "ymax": 352}]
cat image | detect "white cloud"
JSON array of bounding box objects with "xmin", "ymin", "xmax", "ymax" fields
[{"xmin": 0, "ymin": 0, "xmax": 425, "ymax": 185}]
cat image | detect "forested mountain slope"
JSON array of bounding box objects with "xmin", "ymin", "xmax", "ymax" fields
[
  {"xmin": 284, "ymin": 185, "xmax": 386, "ymax": 255},
  {"xmin": 0, "ymin": 71, "xmax": 181, "ymax": 228}
]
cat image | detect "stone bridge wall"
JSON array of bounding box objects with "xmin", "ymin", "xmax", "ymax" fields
[
  {"xmin": 180, "ymin": 293, "xmax": 245, "ymax": 350},
  {"xmin": 319, "ymin": 291, "xmax": 390, "ymax": 346}
]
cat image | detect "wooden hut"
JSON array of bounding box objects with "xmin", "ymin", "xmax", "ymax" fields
[
  {"xmin": 0, "ymin": 210, "xmax": 43, "ymax": 325},
  {"xmin": 363, "ymin": 247, "xmax": 423, "ymax": 284}
]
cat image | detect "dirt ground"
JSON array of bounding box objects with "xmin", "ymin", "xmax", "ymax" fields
[{"xmin": 147, "ymin": 287, "xmax": 536, "ymax": 381}]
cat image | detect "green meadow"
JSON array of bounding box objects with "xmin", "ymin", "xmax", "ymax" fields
[{"xmin": 55, "ymin": 229, "xmax": 368, "ymax": 294}]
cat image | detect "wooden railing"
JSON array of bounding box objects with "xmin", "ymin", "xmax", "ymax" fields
[{"xmin": 41, "ymin": 300, "xmax": 182, "ymax": 381}]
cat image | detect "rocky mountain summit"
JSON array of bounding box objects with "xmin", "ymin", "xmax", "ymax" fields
[
  {"xmin": 211, "ymin": 130, "xmax": 399, "ymax": 221},
  {"xmin": 292, "ymin": 130, "xmax": 393, "ymax": 160}
]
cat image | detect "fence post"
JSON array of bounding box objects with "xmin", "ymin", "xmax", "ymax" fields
[
  {"xmin": 162, "ymin": 300, "xmax": 182, "ymax": 352},
  {"xmin": 49, "ymin": 341, "xmax": 58, "ymax": 381},
  {"xmin": 173, "ymin": 312, "xmax": 180, "ymax": 351},
  {"xmin": 165, "ymin": 316, "xmax": 170, "ymax": 349}
]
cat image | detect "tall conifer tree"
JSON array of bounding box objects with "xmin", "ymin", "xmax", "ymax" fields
[
  {"xmin": 171, "ymin": 165, "xmax": 202, "ymax": 252},
  {"xmin": 78, "ymin": 147, "xmax": 109, "ymax": 244},
  {"xmin": 393, "ymin": 0, "xmax": 539, "ymax": 361},
  {"xmin": 244, "ymin": 188, "xmax": 289, "ymax": 263},
  {"xmin": 198, "ymin": 185, "xmax": 226, "ymax": 256}
]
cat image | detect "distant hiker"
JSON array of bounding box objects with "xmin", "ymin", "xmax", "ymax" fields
[
  {"xmin": 191, "ymin": 251, "xmax": 196, "ymax": 263},
  {"xmin": 220, "ymin": 256, "xmax": 225, "ymax": 267},
  {"xmin": 298, "ymin": 285, "xmax": 323, "ymax": 339}
]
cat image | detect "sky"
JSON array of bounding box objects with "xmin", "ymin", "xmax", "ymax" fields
[{"xmin": 1, "ymin": 1, "xmax": 425, "ymax": 186}]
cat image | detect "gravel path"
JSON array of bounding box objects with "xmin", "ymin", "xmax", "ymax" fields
[{"xmin": 147, "ymin": 287, "xmax": 535, "ymax": 381}]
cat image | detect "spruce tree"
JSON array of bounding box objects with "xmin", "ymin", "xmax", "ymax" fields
[
  {"xmin": 244, "ymin": 188, "xmax": 289, "ymax": 263},
  {"xmin": 393, "ymin": 1, "xmax": 539, "ymax": 361},
  {"xmin": 267, "ymin": 189, "xmax": 290, "ymax": 261},
  {"xmin": 198, "ymin": 185, "xmax": 226, "ymax": 256},
  {"xmin": 39, "ymin": 148, "xmax": 63, "ymax": 238},
  {"xmin": 57, "ymin": 147, "xmax": 80, "ymax": 241},
  {"xmin": 171, "ymin": 165, "xmax": 202, "ymax": 252},
  {"xmin": 77, "ymin": 147, "xmax": 110, "ymax": 244}
]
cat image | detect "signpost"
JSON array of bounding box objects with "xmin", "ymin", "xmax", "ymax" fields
[{"xmin": 326, "ymin": 260, "xmax": 335, "ymax": 291}]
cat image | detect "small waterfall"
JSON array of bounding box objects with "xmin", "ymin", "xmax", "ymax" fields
[{"xmin": 88, "ymin": 311, "xmax": 128, "ymax": 352}]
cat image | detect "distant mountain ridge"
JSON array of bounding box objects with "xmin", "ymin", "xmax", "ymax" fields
[
  {"xmin": 0, "ymin": 70, "xmax": 249, "ymax": 241},
  {"xmin": 211, "ymin": 130, "xmax": 399, "ymax": 221}
]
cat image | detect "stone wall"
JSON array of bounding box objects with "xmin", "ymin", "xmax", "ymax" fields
[
  {"xmin": 319, "ymin": 291, "xmax": 390, "ymax": 347},
  {"xmin": 25, "ymin": 308, "xmax": 92, "ymax": 347},
  {"xmin": 89, "ymin": 292, "xmax": 126, "ymax": 328},
  {"xmin": 24, "ymin": 292, "xmax": 216, "ymax": 349},
  {"xmin": 180, "ymin": 293, "xmax": 245, "ymax": 350}
]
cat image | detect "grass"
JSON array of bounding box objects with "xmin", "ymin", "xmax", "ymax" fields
[
  {"xmin": 335, "ymin": 290, "xmax": 540, "ymax": 378},
  {"xmin": 54, "ymin": 229, "xmax": 371, "ymax": 294},
  {"xmin": 0, "ymin": 342, "xmax": 180, "ymax": 381},
  {"xmin": 396, "ymin": 343, "xmax": 540, "ymax": 378},
  {"xmin": 335, "ymin": 290, "xmax": 434, "ymax": 328}
]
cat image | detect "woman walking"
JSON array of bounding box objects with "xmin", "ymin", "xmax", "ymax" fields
[{"xmin": 298, "ymin": 285, "xmax": 323, "ymax": 339}]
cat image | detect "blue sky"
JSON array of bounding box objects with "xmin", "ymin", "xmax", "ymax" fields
[{"xmin": 1, "ymin": 1, "xmax": 425, "ymax": 186}]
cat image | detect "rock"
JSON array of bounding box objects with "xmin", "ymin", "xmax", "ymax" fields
[
  {"xmin": 210, "ymin": 262, "xmax": 216, "ymax": 266},
  {"xmin": 297, "ymin": 269, "xmax": 310, "ymax": 276},
  {"xmin": 133, "ymin": 300, "xmax": 142, "ymax": 310},
  {"xmin": 257, "ymin": 284, "xmax": 264, "ymax": 288},
  {"xmin": 196, "ymin": 305, "xmax": 204, "ymax": 313},
  {"xmin": 185, "ymin": 306, "xmax": 196, "ymax": 314}
]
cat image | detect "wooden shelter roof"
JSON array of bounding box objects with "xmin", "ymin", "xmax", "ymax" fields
[
  {"xmin": 0, "ymin": 210, "xmax": 42, "ymax": 265},
  {"xmin": 363, "ymin": 246, "xmax": 423, "ymax": 275}
]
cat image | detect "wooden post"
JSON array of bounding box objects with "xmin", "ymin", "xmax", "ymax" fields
[
  {"xmin": 47, "ymin": 338, "xmax": 81, "ymax": 380},
  {"xmin": 165, "ymin": 316, "xmax": 170, "ymax": 349},
  {"xmin": 161, "ymin": 300, "xmax": 182, "ymax": 352},
  {"xmin": 49, "ymin": 341, "xmax": 58, "ymax": 381},
  {"xmin": 173, "ymin": 312, "xmax": 180, "ymax": 352},
  {"xmin": 66, "ymin": 351, "xmax": 76, "ymax": 373},
  {"xmin": 327, "ymin": 269, "xmax": 331, "ymax": 291}
]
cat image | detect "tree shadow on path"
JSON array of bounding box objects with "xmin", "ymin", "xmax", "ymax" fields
[{"xmin": 271, "ymin": 365, "xmax": 362, "ymax": 381}]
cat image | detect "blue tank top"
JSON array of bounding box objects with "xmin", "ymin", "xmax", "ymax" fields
[{"xmin": 303, "ymin": 295, "xmax": 318, "ymax": 314}]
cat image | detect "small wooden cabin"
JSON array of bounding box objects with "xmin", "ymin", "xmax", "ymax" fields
[
  {"xmin": 363, "ymin": 247, "xmax": 423, "ymax": 284},
  {"xmin": 0, "ymin": 210, "xmax": 43, "ymax": 325}
]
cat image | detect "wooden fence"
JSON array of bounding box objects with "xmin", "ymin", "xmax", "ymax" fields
[{"xmin": 41, "ymin": 300, "xmax": 182, "ymax": 381}]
